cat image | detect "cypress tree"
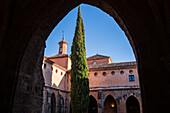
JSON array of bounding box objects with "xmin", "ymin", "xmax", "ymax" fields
[{"xmin": 71, "ymin": 5, "xmax": 89, "ymax": 113}]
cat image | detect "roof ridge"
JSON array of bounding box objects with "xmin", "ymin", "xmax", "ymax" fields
[
  {"xmin": 88, "ymin": 61, "xmax": 137, "ymax": 69},
  {"xmin": 87, "ymin": 54, "xmax": 110, "ymax": 60},
  {"xmin": 47, "ymin": 54, "xmax": 70, "ymax": 58}
]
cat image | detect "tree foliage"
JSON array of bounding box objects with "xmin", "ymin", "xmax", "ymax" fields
[{"xmin": 71, "ymin": 5, "xmax": 89, "ymax": 113}]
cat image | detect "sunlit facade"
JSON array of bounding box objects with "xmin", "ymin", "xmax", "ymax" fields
[{"xmin": 42, "ymin": 37, "xmax": 142, "ymax": 113}]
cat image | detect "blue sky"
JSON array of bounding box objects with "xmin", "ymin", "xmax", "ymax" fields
[{"xmin": 44, "ymin": 4, "xmax": 136, "ymax": 63}]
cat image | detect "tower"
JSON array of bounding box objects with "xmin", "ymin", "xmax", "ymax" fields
[{"xmin": 58, "ymin": 34, "xmax": 68, "ymax": 54}]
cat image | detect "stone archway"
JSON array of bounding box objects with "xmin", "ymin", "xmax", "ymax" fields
[
  {"xmin": 51, "ymin": 93, "xmax": 56, "ymax": 113},
  {"xmin": 1, "ymin": 1, "xmax": 170, "ymax": 113},
  {"xmin": 88, "ymin": 95, "xmax": 98, "ymax": 113},
  {"xmin": 104, "ymin": 95, "xmax": 117, "ymax": 113},
  {"xmin": 126, "ymin": 96, "xmax": 140, "ymax": 113}
]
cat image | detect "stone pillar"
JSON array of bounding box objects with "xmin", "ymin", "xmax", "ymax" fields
[
  {"xmin": 64, "ymin": 95, "xmax": 69, "ymax": 113},
  {"xmin": 97, "ymin": 90, "xmax": 104, "ymax": 113},
  {"xmin": 12, "ymin": 25, "xmax": 46, "ymax": 113},
  {"xmin": 42, "ymin": 87, "xmax": 47, "ymax": 113}
]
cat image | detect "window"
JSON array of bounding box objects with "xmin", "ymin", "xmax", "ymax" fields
[
  {"xmin": 51, "ymin": 67, "xmax": 53, "ymax": 71},
  {"xmin": 44, "ymin": 64, "xmax": 46, "ymax": 69},
  {"xmin": 111, "ymin": 71, "xmax": 115, "ymax": 75},
  {"xmin": 120, "ymin": 70, "xmax": 124, "ymax": 75},
  {"xmin": 129, "ymin": 70, "xmax": 133, "ymax": 74},
  {"xmin": 103, "ymin": 72, "xmax": 106, "ymax": 76},
  {"xmin": 93, "ymin": 61, "xmax": 96, "ymax": 65},
  {"xmin": 56, "ymin": 69, "xmax": 58, "ymax": 73},
  {"xmin": 129, "ymin": 75, "xmax": 135, "ymax": 82},
  {"xmin": 94, "ymin": 72, "xmax": 98, "ymax": 76},
  {"xmin": 61, "ymin": 72, "xmax": 63, "ymax": 75},
  {"xmin": 60, "ymin": 48, "xmax": 62, "ymax": 52}
]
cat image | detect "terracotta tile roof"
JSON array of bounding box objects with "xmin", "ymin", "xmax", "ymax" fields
[
  {"xmin": 88, "ymin": 61, "xmax": 137, "ymax": 69},
  {"xmin": 90, "ymin": 86, "xmax": 140, "ymax": 91},
  {"xmin": 58, "ymin": 40, "xmax": 68, "ymax": 45},
  {"xmin": 47, "ymin": 54, "xmax": 70, "ymax": 59},
  {"xmin": 87, "ymin": 54, "xmax": 110, "ymax": 60},
  {"xmin": 44, "ymin": 57, "xmax": 54, "ymax": 64},
  {"xmin": 44, "ymin": 57, "xmax": 67, "ymax": 71}
]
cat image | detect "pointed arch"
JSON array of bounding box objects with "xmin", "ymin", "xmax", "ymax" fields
[
  {"xmin": 126, "ymin": 96, "xmax": 140, "ymax": 113},
  {"xmin": 88, "ymin": 95, "xmax": 98, "ymax": 113},
  {"xmin": 104, "ymin": 95, "xmax": 117, "ymax": 113},
  {"xmin": 51, "ymin": 93, "xmax": 56, "ymax": 113}
]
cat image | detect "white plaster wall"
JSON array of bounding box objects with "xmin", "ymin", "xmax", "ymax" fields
[
  {"xmin": 51, "ymin": 65, "xmax": 66, "ymax": 90},
  {"xmin": 42, "ymin": 61, "xmax": 52, "ymax": 86}
]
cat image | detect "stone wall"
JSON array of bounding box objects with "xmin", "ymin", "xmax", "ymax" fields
[
  {"xmin": 42, "ymin": 86, "xmax": 70, "ymax": 113},
  {"xmin": 43, "ymin": 86, "xmax": 141, "ymax": 113},
  {"xmin": 90, "ymin": 89, "xmax": 142, "ymax": 113},
  {"xmin": 89, "ymin": 67, "xmax": 139, "ymax": 88},
  {"xmin": 12, "ymin": 34, "xmax": 45, "ymax": 113}
]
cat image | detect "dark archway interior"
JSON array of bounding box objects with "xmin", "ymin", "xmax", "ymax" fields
[
  {"xmin": 51, "ymin": 93, "xmax": 56, "ymax": 113},
  {"xmin": 0, "ymin": 0, "xmax": 170, "ymax": 113},
  {"xmin": 88, "ymin": 96, "xmax": 98, "ymax": 113},
  {"xmin": 104, "ymin": 95, "xmax": 117, "ymax": 113},
  {"xmin": 70, "ymin": 103, "xmax": 72, "ymax": 113},
  {"xmin": 126, "ymin": 96, "xmax": 140, "ymax": 113}
]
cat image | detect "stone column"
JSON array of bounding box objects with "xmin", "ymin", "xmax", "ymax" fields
[
  {"xmin": 12, "ymin": 25, "xmax": 47, "ymax": 113},
  {"xmin": 97, "ymin": 90, "xmax": 104, "ymax": 113}
]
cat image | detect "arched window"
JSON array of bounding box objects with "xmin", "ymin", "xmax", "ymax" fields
[{"xmin": 60, "ymin": 48, "xmax": 62, "ymax": 52}]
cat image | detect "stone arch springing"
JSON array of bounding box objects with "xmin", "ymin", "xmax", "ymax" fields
[
  {"xmin": 88, "ymin": 95, "xmax": 98, "ymax": 113},
  {"xmin": 104, "ymin": 95, "xmax": 117, "ymax": 113},
  {"xmin": 126, "ymin": 96, "xmax": 140, "ymax": 113}
]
